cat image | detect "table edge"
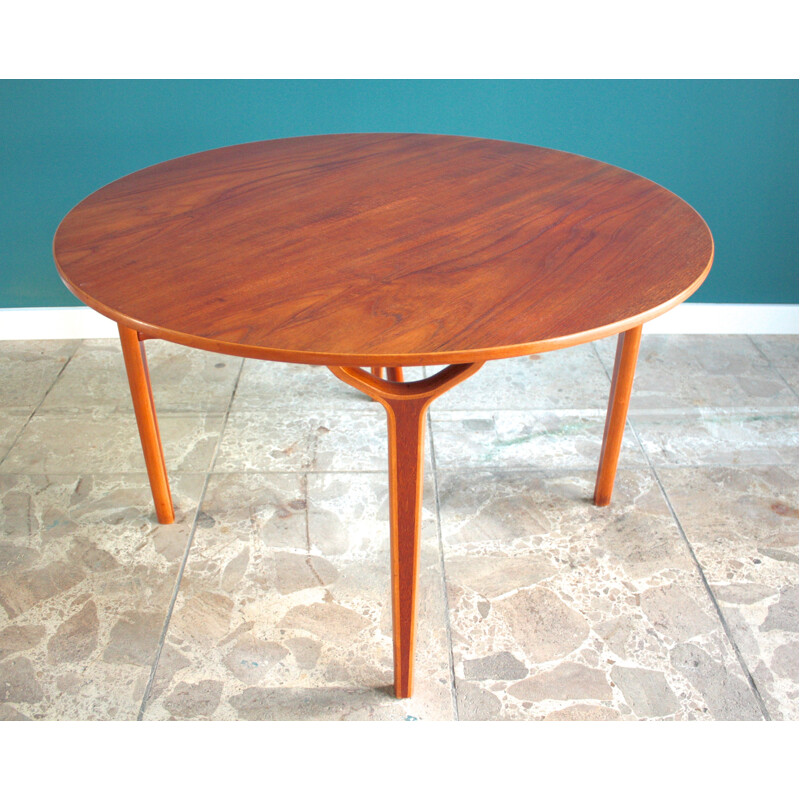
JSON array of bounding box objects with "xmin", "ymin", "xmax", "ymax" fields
[{"xmin": 55, "ymin": 243, "xmax": 714, "ymax": 367}]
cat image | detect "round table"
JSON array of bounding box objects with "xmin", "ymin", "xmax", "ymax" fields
[{"xmin": 53, "ymin": 133, "xmax": 714, "ymax": 698}]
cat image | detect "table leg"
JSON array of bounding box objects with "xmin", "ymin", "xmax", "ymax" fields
[
  {"xmin": 371, "ymin": 367, "xmax": 403, "ymax": 380},
  {"xmin": 594, "ymin": 324, "xmax": 643, "ymax": 507},
  {"xmin": 328, "ymin": 362, "xmax": 483, "ymax": 697},
  {"xmin": 118, "ymin": 323, "xmax": 175, "ymax": 524}
]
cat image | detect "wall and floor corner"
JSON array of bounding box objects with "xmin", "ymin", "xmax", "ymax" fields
[{"xmin": 1, "ymin": 79, "xmax": 797, "ymax": 338}]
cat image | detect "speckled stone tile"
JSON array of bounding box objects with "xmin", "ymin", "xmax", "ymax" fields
[
  {"xmin": 1, "ymin": 332, "xmax": 794, "ymax": 722},
  {"xmin": 437, "ymin": 468, "xmax": 766, "ymax": 721},
  {"xmin": 631, "ymin": 409, "xmax": 798, "ymax": 467},
  {"xmin": 142, "ymin": 471, "xmax": 455, "ymax": 720},
  {"xmin": 432, "ymin": 344, "xmax": 610, "ymax": 411},
  {"xmin": 0, "ymin": 472, "xmax": 204, "ymax": 720},
  {"xmin": 0, "ymin": 410, "xmax": 225, "ymax": 474},
  {"xmin": 0, "ymin": 340, "xmax": 79, "ymax": 411},
  {"xmin": 215, "ymin": 407, "xmax": 432, "ymax": 473},
  {"xmin": 656, "ymin": 465, "xmax": 799, "ymax": 720},
  {"xmin": 594, "ymin": 334, "xmax": 796, "ymax": 411},
  {"xmin": 231, "ymin": 362, "xmax": 425, "ymax": 413},
  {"xmin": 429, "ymin": 410, "xmax": 646, "ymax": 471},
  {"xmin": 39, "ymin": 338, "xmax": 242, "ymax": 413}
]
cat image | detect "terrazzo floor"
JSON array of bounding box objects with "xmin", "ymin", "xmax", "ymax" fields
[{"xmin": 0, "ymin": 334, "xmax": 797, "ymax": 721}]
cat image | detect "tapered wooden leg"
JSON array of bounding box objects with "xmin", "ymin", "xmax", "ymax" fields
[
  {"xmin": 371, "ymin": 367, "xmax": 403, "ymax": 381},
  {"xmin": 594, "ymin": 325, "xmax": 643, "ymax": 507},
  {"xmin": 385, "ymin": 394, "xmax": 427, "ymax": 697},
  {"xmin": 329, "ymin": 362, "xmax": 484, "ymax": 697},
  {"xmin": 118, "ymin": 324, "xmax": 174, "ymax": 524}
]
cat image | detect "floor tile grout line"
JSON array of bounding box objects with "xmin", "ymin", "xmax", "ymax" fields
[
  {"xmin": 626, "ymin": 416, "xmax": 773, "ymax": 721},
  {"xmin": 195, "ymin": 405, "xmax": 799, "ymax": 417},
  {"xmin": 4, "ymin": 460, "xmax": 794, "ymax": 480},
  {"xmin": 748, "ymin": 335, "xmax": 799, "ymax": 399},
  {"xmin": 590, "ymin": 339, "xmax": 614, "ymax": 386},
  {"xmin": 595, "ymin": 335, "xmax": 771, "ymax": 719},
  {"xmin": 747, "ymin": 334, "xmax": 783, "ymax": 368},
  {"xmin": 0, "ymin": 341, "xmax": 79, "ymax": 471},
  {"xmin": 426, "ymin": 407, "xmax": 459, "ymax": 721},
  {"xmin": 431, "ymin": 405, "xmax": 799, "ymax": 415},
  {"xmin": 136, "ymin": 357, "xmax": 245, "ymax": 720}
]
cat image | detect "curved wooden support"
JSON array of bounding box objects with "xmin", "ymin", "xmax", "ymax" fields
[
  {"xmin": 594, "ymin": 325, "xmax": 643, "ymax": 506},
  {"xmin": 118, "ymin": 324, "xmax": 175, "ymax": 524},
  {"xmin": 332, "ymin": 363, "xmax": 482, "ymax": 403},
  {"xmin": 328, "ymin": 362, "xmax": 484, "ymax": 697}
]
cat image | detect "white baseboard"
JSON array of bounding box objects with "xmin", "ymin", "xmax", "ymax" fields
[
  {"xmin": 0, "ymin": 303, "xmax": 796, "ymax": 341},
  {"xmin": 643, "ymin": 303, "xmax": 797, "ymax": 334},
  {"xmin": 0, "ymin": 306, "xmax": 119, "ymax": 339}
]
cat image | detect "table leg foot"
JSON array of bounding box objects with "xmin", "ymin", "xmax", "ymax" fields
[
  {"xmin": 118, "ymin": 324, "xmax": 175, "ymax": 524},
  {"xmin": 594, "ymin": 325, "xmax": 643, "ymax": 507},
  {"xmin": 329, "ymin": 362, "xmax": 483, "ymax": 697}
]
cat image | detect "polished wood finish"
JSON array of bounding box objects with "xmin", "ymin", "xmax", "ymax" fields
[
  {"xmin": 118, "ymin": 323, "xmax": 174, "ymax": 524},
  {"xmin": 54, "ymin": 134, "xmax": 713, "ymax": 367},
  {"xmin": 594, "ymin": 325, "xmax": 643, "ymax": 507},
  {"xmin": 53, "ymin": 135, "xmax": 714, "ymax": 700},
  {"xmin": 329, "ymin": 363, "xmax": 484, "ymax": 697}
]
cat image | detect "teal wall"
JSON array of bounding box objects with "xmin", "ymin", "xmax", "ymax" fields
[{"xmin": 1, "ymin": 79, "xmax": 797, "ymax": 307}]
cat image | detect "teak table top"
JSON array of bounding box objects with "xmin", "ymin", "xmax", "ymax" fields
[
  {"xmin": 52, "ymin": 133, "xmax": 715, "ymax": 700},
  {"xmin": 54, "ymin": 133, "xmax": 713, "ymax": 366}
]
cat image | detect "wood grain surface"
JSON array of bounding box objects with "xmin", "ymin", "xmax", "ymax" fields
[{"xmin": 54, "ymin": 134, "xmax": 713, "ymax": 366}]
